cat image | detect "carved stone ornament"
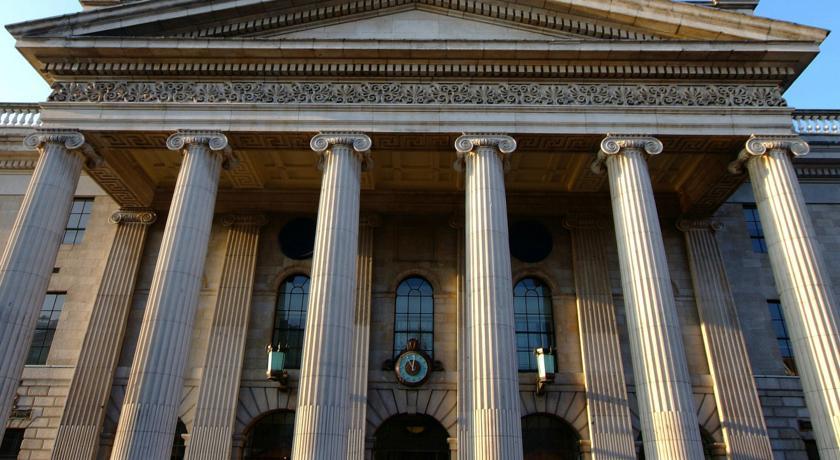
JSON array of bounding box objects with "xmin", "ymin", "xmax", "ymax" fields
[
  {"xmin": 590, "ymin": 134, "xmax": 664, "ymax": 175},
  {"xmin": 109, "ymin": 209, "xmax": 158, "ymax": 225},
  {"xmin": 727, "ymin": 134, "xmax": 810, "ymax": 175},
  {"xmin": 166, "ymin": 130, "xmax": 238, "ymax": 170},
  {"xmin": 221, "ymin": 213, "xmax": 268, "ymax": 227},
  {"xmin": 23, "ymin": 129, "xmax": 103, "ymax": 169},
  {"xmin": 49, "ymin": 81, "xmax": 787, "ymax": 108},
  {"xmin": 676, "ymin": 219, "xmax": 724, "ymax": 233},
  {"xmin": 309, "ymin": 132, "xmax": 373, "ymax": 171},
  {"xmin": 453, "ymin": 134, "xmax": 517, "ymax": 172}
]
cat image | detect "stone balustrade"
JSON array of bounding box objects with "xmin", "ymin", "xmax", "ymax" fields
[
  {"xmin": 793, "ymin": 110, "xmax": 840, "ymax": 136},
  {"xmin": 0, "ymin": 104, "xmax": 41, "ymax": 128}
]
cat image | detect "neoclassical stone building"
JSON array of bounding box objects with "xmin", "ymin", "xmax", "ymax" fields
[{"xmin": 1, "ymin": 0, "xmax": 839, "ymax": 458}]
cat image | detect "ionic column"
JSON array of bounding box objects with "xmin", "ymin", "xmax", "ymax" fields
[
  {"xmin": 729, "ymin": 135, "xmax": 840, "ymax": 458},
  {"xmin": 565, "ymin": 216, "xmax": 636, "ymax": 460},
  {"xmin": 0, "ymin": 130, "xmax": 100, "ymax": 431},
  {"xmin": 591, "ymin": 135, "xmax": 705, "ymax": 459},
  {"xmin": 110, "ymin": 131, "xmax": 235, "ymax": 460},
  {"xmin": 52, "ymin": 209, "xmax": 157, "ymax": 460},
  {"xmin": 677, "ymin": 219, "xmax": 773, "ymax": 459},
  {"xmin": 291, "ymin": 133, "xmax": 372, "ymax": 460},
  {"xmin": 454, "ymin": 134, "xmax": 523, "ymax": 460},
  {"xmin": 347, "ymin": 216, "xmax": 377, "ymax": 460},
  {"xmin": 185, "ymin": 214, "xmax": 266, "ymax": 460}
]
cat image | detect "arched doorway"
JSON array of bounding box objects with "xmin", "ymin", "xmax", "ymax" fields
[
  {"xmin": 521, "ymin": 414, "xmax": 581, "ymax": 460},
  {"xmin": 373, "ymin": 414, "xmax": 450, "ymax": 460},
  {"xmin": 243, "ymin": 410, "xmax": 295, "ymax": 460}
]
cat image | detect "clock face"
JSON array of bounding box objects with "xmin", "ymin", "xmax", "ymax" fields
[{"xmin": 395, "ymin": 350, "xmax": 431, "ymax": 386}]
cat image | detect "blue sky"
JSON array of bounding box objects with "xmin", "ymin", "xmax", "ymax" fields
[{"xmin": 0, "ymin": 0, "xmax": 838, "ymax": 108}]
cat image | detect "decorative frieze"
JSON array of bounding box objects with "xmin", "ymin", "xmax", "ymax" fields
[{"xmin": 49, "ymin": 81, "xmax": 786, "ymax": 108}]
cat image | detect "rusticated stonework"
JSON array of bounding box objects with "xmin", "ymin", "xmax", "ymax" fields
[{"xmin": 49, "ymin": 81, "xmax": 786, "ymax": 107}]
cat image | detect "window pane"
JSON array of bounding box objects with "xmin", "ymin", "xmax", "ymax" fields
[
  {"xmin": 26, "ymin": 292, "xmax": 65, "ymax": 365},
  {"xmin": 394, "ymin": 277, "xmax": 434, "ymax": 358},
  {"xmin": 513, "ymin": 278, "xmax": 555, "ymax": 371},
  {"xmin": 273, "ymin": 275, "xmax": 310, "ymax": 369}
]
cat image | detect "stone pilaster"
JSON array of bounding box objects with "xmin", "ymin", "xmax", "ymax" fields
[
  {"xmin": 0, "ymin": 130, "xmax": 99, "ymax": 431},
  {"xmin": 592, "ymin": 134, "xmax": 705, "ymax": 459},
  {"xmin": 51, "ymin": 209, "xmax": 157, "ymax": 460},
  {"xmin": 347, "ymin": 216, "xmax": 377, "ymax": 460},
  {"xmin": 565, "ymin": 216, "xmax": 636, "ymax": 460},
  {"xmin": 185, "ymin": 214, "xmax": 266, "ymax": 460},
  {"xmin": 110, "ymin": 131, "xmax": 234, "ymax": 460},
  {"xmin": 454, "ymin": 134, "xmax": 523, "ymax": 460},
  {"xmin": 291, "ymin": 133, "xmax": 372, "ymax": 460},
  {"xmin": 729, "ymin": 135, "xmax": 840, "ymax": 458},
  {"xmin": 677, "ymin": 219, "xmax": 773, "ymax": 459},
  {"xmin": 451, "ymin": 215, "xmax": 470, "ymax": 460}
]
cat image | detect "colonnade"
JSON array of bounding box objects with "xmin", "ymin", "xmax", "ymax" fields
[{"xmin": 0, "ymin": 128, "xmax": 838, "ymax": 459}]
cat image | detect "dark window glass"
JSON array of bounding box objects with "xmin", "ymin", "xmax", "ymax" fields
[
  {"xmin": 26, "ymin": 292, "xmax": 65, "ymax": 365},
  {"xmin": 514, "ymin": 278, "xmax": 555, "ymax": 371},
  {"xmin": 509, "ymin": 220, "xmax": 553, "ymax": 263},
  {"xmin": 170, "ymin": 419, "xmax": 187, "ymax": 460},
  {"xmin": 272, "ymin": 275, "xmax": 310, "ymax": 369},
  {"xmin": 521, "ymin": 414, "xmax": 580, "ymax": 460},
  {"xmin": 742, "ymin": 205, "xmax": 767, "ymax": 253},
  {"xmin": 64, "ymin": 198, "xmax": 94, "ymax": 244},
  {"xmin": 393, "ymin": 277, "xmax": 434, "ymax": 358},
  {"xmin": 373, "ymin": 414, "xmax": 450, "ymax": 460},
  {"xmin": 0, "ymin": 429, "xmax": 25, "ymax": 460},
  {"xmin": 768, "ymin": 300, "xmax": 797, "ymax": 375},
  {"xmin": 279, "ymin": 218, "xmax": 316, "ymax": 260},
  {"xmin": 244, "ymin": 410, "xmax": 295, "ymax": 460}
]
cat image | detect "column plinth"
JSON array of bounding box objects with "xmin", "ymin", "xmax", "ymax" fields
[
  {"xmin": 0, "ymin": 130, "xmax": 97, "ymax": 431},
  {"xmin": 291, "ymin": 132, "xmax": 372, "ymax": 460},
  {"xmin": 52, "ymin": 209, "xmax": 157, "ymax": 460},
  {"xmin": 730, "ymin": 135, "xmax": 840, "ymax": 458},
  {"xmin": 593, "ymin": 134, "xmax": 705, "ymax": 459},
  {"xmin": 455, "ymin": 134, "xmax": 523, "ymax": 460},
  {"xmin": 110, "ymin": 131, "xmax": 233, "ymax": 460}
]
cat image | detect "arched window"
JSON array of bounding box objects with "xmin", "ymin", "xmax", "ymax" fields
[
  {"xmin": 393, "ymin": 277, "xmax": 434, "ymax": 358},
  {"xmin": 514, "ymin": 277, "xmax": 556, "ymax": 372},
  {"xmin": 243, "ymin": 410, "xmax": 295, "ymax": 460},
  {"xmin": 273, "ymin": 275, "xmax": 310, "ymax": 369},
  {"xmin": 521, "ymin": 413, "xmax": 581, "ymax": 460}
]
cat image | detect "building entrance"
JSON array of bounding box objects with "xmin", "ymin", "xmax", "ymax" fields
[{"xmin": 373, "ymin": 414, "xmax": 450, "ymax": 460}]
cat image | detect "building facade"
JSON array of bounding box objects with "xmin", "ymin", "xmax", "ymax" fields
[{"xmin": 0, "ymin": 0, "xmax": 839, "ymax": 458}]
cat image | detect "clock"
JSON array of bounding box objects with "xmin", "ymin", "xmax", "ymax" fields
[{"xmin": 394, "ymin": 339, "xmax": 432, "ymax": 387}]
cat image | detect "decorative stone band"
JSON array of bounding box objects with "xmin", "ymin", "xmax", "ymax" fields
[
  {"xmin": 676, "ymin": 219, "xmax": 724, "ymax": 233},
  {"xmin": 221, "ymin": 213, "xmax": 268, "ymax": 227},
  {"xmin": 453, "ymin": 134, "xmax": 517, "ymax": 172},
  {"xmin": 590, "ymin": 134, "xmax": 664, "ymax": 175},
  {"xmin": 562, "ymin": 214, "xmax": 610, "ymax": 230},
  {"xmin": 109, "ymin": 209, "xmax": 158, "ymax": 226},
  {"xmin": 23, "ymin": 129, "xmax": 103, "ymax": 169},
  {"xmin": 309, "ymin": 132, "xmax": 373, "ymax": 171},
  {"xmin": 728, "ymin": 135, "xmax": 810, "ymax": 175},
  {"xmin": 48, "ymin": 81, "xmax": 786, "ymax": 108},
  {"xmin": 166, "ymin": 130, "xmax": 238, "ymax": 170},
  {"xmin": 0, "ymin": 160, "xmax": 38, "ymax": 170}
]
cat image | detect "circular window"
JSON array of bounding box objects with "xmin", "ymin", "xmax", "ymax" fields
[
  {"xmin": 509, "ymin": 220, "xmax": 553, "ymax": 263},
  {"xmin": 279, "ymin": 218, "xmax": 316, "ymax": 260}
]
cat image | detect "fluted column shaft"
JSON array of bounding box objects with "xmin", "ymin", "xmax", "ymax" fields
[
  {"xmin": 732, "ymin": 135, "xmax": 840, "ymax": 459},
  {"xmin": 110, "ymin": 131, "xmax": 233, "ymax": 460},
  {"xmin": 291, "ymin": 133, "xmax": 372, "ymax": 460},
  {"xmin": 347, "ymin": 218, "xmax": 376, "ymax": 460},
  {"xmin": 454, "ymin": 218, "xmax": 470, "ymax": 460},
  {"xmin": 455, "ymin": 134, "xmax": 523, "ymax": 460},
  {"xmin": 185, "ymin": 214, "xmax": 266, "ymax": 460},
  {"xmin": 593, "ymin": 135, "xmax": 704, "ymax": 459},
  {"xmin": 0, "ymin": 130, "xmax": 97, "ymax": 431},
  {"xmin": 679, "ymin": 220, "xmax": 773, "ymax": 459},
  {"xmin": 52, "ymin": 210, "xmax": 157, "ymax": 460},
  {"xmin": 567, "ymin": 218, "xmax": 636, "ymax": 460}
]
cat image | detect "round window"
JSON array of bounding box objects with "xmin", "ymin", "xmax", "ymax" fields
[
  {"xmin": 279, "ymin": 218, "xmax": 316, "ymax": 260},
  {"xmin": 509, "ymin": 220, "xmax": 553, "ymax": 263}
]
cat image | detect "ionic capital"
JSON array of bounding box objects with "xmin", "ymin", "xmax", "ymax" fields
[
  {"xmin": 676, "ymin": 219, "xmax": 723, "ymax": 233},
  {"xmin": 109, "ymin": 209, "xmax": 158, "ymax": 225},
  {"xmin": 591, "ymin": 134, "xmax": 663, "ymax": 175},
  {"xmin": 309, "ymin": 132, "xmax": 373, "ymax": 171},
  {"xmin": 727, "ymin": 134, "xmax": 810, "ymax": 175},
  {"xmin": 453, "ymin": 133, "xmax": 517, "ymax": 172},
  {"xmin": 24, "ymin": 129, "xmax": 103, "ymax": 169},
  {"xmin": 166, "ymin": 130, "xmax": 237, "ymax": 170},
  {"xmin": 221, "ymin": 214, "xmax": 268, "ymax": 228}
]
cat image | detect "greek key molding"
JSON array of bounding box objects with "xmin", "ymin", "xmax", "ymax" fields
[
  {"xmin": 23, "ymin": 129, "xmax": 103, "ymax": 169},
  {"xmin": 727, "ymin": 134, "xmax": 810, "ymax": 175},
  {"xmin": 310, "ymin": 132, "xmax": 373, "ymax": 171},
  {"xmin": 109, "ymin": 209, "xmax": 158, "ymax": 225},
  {"xmin": 591, "ymin": 134, "xmax": 663, "ymax": 175},
  {"xmin": 166, "ymin": 130, "xmax": 238, "ymax": 170},
  {"xmin": 453, "ymin": 133, "xmax": 517, "ymax": 171},
  {"xmin": 48, "ymin": 81, "xmax": 786, "ymax": 108}
]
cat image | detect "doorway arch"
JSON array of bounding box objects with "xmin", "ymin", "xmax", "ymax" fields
[
  {"xmin": 521, "ymin": 413, "xmax": 582, "ymax": 460},
  {"xmin": 373, "ymin": 414, "xmax": 450, "ymax": 460},
  {"xmin": 242, "ymin": 410, "xmax": 295, "ymax": 460}
]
